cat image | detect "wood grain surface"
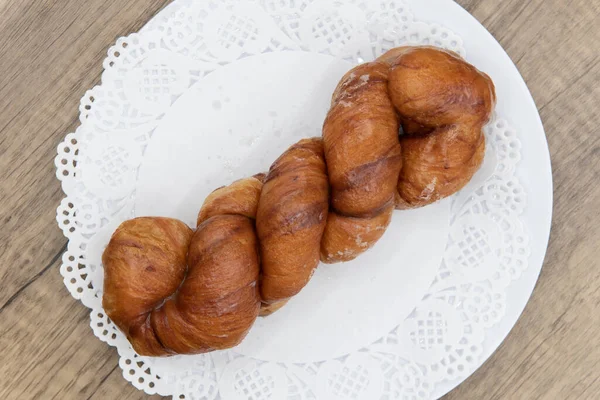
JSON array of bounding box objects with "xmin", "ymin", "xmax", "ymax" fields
[{"xmin": 0, "ymin": 0, "xmax": 598, "ymax": 398}]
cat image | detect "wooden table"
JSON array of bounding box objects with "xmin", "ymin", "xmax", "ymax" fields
[{"xmin": 1, "ymin": 0, "xmax": 598, "ymax": 398}]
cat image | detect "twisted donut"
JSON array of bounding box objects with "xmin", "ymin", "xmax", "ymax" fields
[{"xmin": 102, "ymin": 46, "xmax": 495, "ymax": 356}]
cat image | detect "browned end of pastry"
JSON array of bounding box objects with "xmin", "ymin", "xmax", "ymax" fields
[
  {"xmin": 383, "ymin": 46, "xmax": 495, "ymax": 208},
  {"xmin": 102, "ymin": 217, "xmax": 193, "ymax": 356}
]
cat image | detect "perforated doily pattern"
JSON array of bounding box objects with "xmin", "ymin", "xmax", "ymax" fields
[{"xmin": 54, "ymin": 0, "xmax": 529, "ymax": 398}]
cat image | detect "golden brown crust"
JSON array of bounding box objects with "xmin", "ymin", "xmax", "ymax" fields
[
  {"xmin": 321, "ymin": 203, "xmax": 394, "ymax": 263},
  {"xmin": 321, "ymin": 62, "xmax": 403, "ymax": 263},
  {"xmin": 319, "ymin": 46, "xmax": 495, "ymax": 260},
  {"xmin": 104, "ymin": 212, "xmax": 261, "ymax": 356},
  {"xmin": 102, "ymin": 217, "xmax": 193, "ymax": 356},
  {"xmin": 386, "ymin": 46, "xmax": 495, "ymax": 128},
  {"xmin": 395, "ymin": 125, "xmax": 486, "ymax": 208},
  {"xmin": 257, "ymin": 138, "xmax": 329, "ymax": 304},
  {"xmin": 325, "ymin": 62, "xmax": 402, "ymax": 217},
  {"xmin": 152, "ymin": 215, "xmax": 261, "ymax": 354},
  {"xmin": 197, "ymin": 176, "xmax": 264, "ymax": 225},
  {"xmin": 102, "ymin": 46, "xmax": 496, "ymax": 356},
  {"xmin": 384, "ymin": 47, "xmax": 495, "ymax": 208}
]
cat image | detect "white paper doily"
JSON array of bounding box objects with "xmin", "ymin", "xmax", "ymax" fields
[{"xmin": 54, "ymin": 0, "xmax": 552, "ymax": 398}]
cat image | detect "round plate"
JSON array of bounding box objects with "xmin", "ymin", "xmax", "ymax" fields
[{"xmin": 54, "ymin": 0, "xmax": 552, "ymax": 398}]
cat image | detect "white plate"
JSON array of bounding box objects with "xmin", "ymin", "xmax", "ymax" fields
[{"xmin": 54, "ymin": 0, "xmax": 552, "ymax": 398}]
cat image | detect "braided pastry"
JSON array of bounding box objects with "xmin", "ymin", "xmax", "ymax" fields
[{"xmin": 102, "ymin": 46, "xmax": 496, "ymax": 356}]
